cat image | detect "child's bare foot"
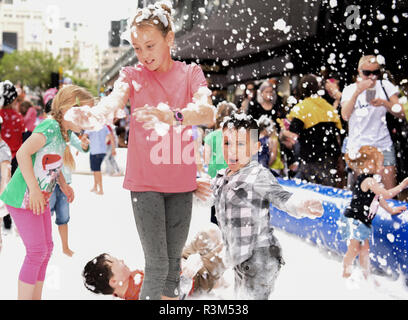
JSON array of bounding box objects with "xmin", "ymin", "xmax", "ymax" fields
[
  {"xmin": 342, "ymin": 269, "xmax": 352, "ymax": 278},
  {"xmin": 90, "ymin": 187, "xmax": 97, "ymax": 193},
  {"xmin": 63, "ymin": 247, "xmax": 74, "ymax": 257},
  {"xmin": 96, "ymin": 190, "xmax": 104, "ymax": 195}
]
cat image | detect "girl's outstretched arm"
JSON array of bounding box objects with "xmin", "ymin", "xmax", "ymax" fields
[
  {"xmin": 363, "ymin": 177, "xmax": 408, "ymax": 200},
  {"xmin": 16, "ymin": 133, "xmax": 46, "ymax": 215},
  {"xmin": 378, "ymin": 196, "xmax": 406, "ymax": 215}
]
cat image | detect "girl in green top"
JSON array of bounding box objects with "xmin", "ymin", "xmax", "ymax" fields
[
  {"xmin": 204, "ymin": 101, "xmax": 237, "ymax": 225},
  {"xmin": 0, "ymin": 85, "xmax": 94, "ymax": 300},
  {"xmin": 204, "ymin": 101, "xmax": 237, "ymax": 178}
]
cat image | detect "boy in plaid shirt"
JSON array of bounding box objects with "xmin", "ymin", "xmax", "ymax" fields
[{"xmin": 211, "ymin": 113, "xmax": 324, "ymax": 299}]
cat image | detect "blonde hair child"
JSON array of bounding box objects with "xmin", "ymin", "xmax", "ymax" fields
[
  {"xmin": 341, "ymin": 145, "xmax": 408, "ymax": 280},
  {"xmin": 0, "ymin": 85, "xmax": 94, "ymax": 300}
]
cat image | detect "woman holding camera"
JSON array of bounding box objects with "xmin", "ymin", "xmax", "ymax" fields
[{"xmin": 341, "ymin": 55, "xmax": 405, "ymax": 189}]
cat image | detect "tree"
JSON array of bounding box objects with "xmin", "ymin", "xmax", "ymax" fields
[
  {"xmin": 0, "ymin": 50, "xmax": 60, "ymax": 90},
  {"xmin": 0, "ymin": 49, "xmax": 98, "ymax": 95}
]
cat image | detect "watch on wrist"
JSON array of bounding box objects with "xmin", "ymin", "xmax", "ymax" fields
[{"xmin": 173, "ymin": 110, "xmax": 184, "ymax": 125}]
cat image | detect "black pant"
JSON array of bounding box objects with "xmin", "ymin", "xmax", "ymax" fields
[
  {"xmin": 210, "ymin": 205, "xmax": 218, "ymax": 225},
  {"xmin": 3, "ymin": 157, "xmax": 18, "ymax": 229}
]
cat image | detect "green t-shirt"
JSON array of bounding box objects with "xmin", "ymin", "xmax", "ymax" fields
[
  {"xmin": 204, "ymin": 129, "xmax": 228, "ymax": 178},
  {"xmin": 0, "ymin": 119, "xmax": 68, "ymax": 209}
]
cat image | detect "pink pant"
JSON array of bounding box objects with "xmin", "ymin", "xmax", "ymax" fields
[{"xmin": 7, "ymin": 205, "xmax": 54, "ymax": 285}]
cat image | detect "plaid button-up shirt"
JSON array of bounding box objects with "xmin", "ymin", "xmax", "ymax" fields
[{"xmin": 211, "ymin": 159, "xmax": 301, "ymax": 267}]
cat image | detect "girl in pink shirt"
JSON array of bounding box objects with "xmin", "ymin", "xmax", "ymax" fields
[{"xmin": 105, "ymin": 2, "xmax": 214, "ymax": 300}]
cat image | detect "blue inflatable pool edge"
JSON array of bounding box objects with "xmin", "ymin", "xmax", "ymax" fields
[{"xmin": 270, "ymin": 178, "xmax": 408, "ymax": 283}]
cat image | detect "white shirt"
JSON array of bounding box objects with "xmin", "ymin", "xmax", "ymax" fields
[{"xmin": 341, "ymin": 79, "xmax": 399, "ymax": 152}]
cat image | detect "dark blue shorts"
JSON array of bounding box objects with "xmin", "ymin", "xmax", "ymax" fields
[{"xmin": 90, "ymin": 153, "xmax": 106, "ymax": 172}]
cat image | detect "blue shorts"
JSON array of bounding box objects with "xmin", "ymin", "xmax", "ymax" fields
[
  {"xmin": 382, "ymin": 145, "xmax": 396, "ymax": 167},
  {"xmin": 49, "ymin": 184, "xmax": 70, "ymax": 225},
  {"xmin": 338, "ymin": 214, "xmax": 372, "ymax": 242},
  {"xmin": 90, "ymin": 153, "xmax": 106, "ymax": 172}
]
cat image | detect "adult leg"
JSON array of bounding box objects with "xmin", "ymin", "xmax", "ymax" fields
[
  {"xmin": 381, "ymin": 146, "xmax": 397, "ymax": 190},
  {"xmin": 162, "ymin": 192, "xmax": 193, "ymax": 299},
  {"xmin": 382, "ymin": 165, "xmax": 397, "ymax": 190},
  {"xmin": 131, "ymin": 191, "xmax": 169, "ymax": 300},
  {"xmin": 103, "ymin": 145, "xmax": 113, "ymax": 175}
]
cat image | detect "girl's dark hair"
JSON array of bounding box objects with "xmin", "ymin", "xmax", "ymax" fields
[
  {"xmin": 19, "ymin": 100, "xmax": 33, "ymax": 116},
  {"xmin": 298, "ymin": 74, "xmax": 319, "ymax": 99},
  {"xmin": 82, "ymin": 253, "xmax": 114, "ymax": 295},
  {"xmin": 221, "ymin": 112, "xmax": 260, "ymax": 141},
  {"xmin": 45, "ymin": 99, "xmax": 53, "ymax": 114}
]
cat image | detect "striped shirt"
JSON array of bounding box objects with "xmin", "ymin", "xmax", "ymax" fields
[{"xmin": 211, "ymin": 159, "xmax": 302, "ymax": 267}]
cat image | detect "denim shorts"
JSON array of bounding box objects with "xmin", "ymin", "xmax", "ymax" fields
[
  {"xmin": 382, "ymin": 145, "xmax": 396, "ymax": 167},
  {"xmin": 90, "ymin": 153, "xmax": 106, "ymax": 172},
  {"xmin": 338, "ymin": 214, "xmax": 372, "ymax": 242},
  {"xmin": 49, "ymin": 184, "xmax": 70, "ymax": 225}
]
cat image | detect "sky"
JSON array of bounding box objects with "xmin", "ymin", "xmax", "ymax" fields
[{"xmin": 38, "ymin": 0, "xmax": 142, "ymax": 49}]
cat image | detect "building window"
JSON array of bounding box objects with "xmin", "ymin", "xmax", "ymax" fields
[{"xmin": 3, "ymin": 32, "xmax": 18, "ymax": 51}]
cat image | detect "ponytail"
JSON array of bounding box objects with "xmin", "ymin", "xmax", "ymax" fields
[{"xmin": 51, "ymin": 85, "xmax": 94, "ymax": 171}]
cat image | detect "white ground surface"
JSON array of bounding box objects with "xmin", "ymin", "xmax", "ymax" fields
[{"xmin": 1, "ymin": 154, "xmax": 408, "ymax": 300}]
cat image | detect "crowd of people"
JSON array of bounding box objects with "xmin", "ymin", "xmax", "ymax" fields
[
  {"xmin": 0, "ymin": 0, "xmax": 408, "ymax": 301},
  {"xmin": 207, "ymin": 55, "xmax": 408, "ymax": 198}
]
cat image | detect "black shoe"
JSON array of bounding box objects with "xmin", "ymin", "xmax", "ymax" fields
[{"xmin": 3, "ymin": 214, "xmax": 12, "ymax": 229}]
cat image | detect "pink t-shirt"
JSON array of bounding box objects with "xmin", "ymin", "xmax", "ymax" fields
[
  {"xmin": 24, "ymin": 107, "xmax": 37, "ymax": 132},
  {"xmin": 121, "ymin": 61, "xmax": 208, "ymax": 193}
]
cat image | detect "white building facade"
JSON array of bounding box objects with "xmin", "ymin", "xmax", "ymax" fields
[{"xmin": 0, "ymin": 0, "xmax": 100, "ymax": 81}]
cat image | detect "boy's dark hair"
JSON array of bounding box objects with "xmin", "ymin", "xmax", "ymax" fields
[
  {"xmin": 221, "ymin": 112, "xmax": 260, "ymax": 141},
  {"xmin": 83, "ymin": 253, "xmax": 114, "ymax": 295}
]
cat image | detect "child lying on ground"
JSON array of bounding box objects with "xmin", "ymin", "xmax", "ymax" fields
[{"xmin": 82, "ymin": 223, "xmax": 226, "ymax": 300}]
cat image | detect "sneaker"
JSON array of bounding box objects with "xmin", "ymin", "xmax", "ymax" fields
[{"xmin": 3, "ymin": 214, "xmax": 12, "ymax": 229}]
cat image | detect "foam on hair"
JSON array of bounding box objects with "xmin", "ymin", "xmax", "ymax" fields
[
  {"xmin": 358, "ymin": 55, "xmax": 380, "ymax": 70},
  {"xmin": 132, "ymin": 1, "xmax": 174, "ymax": 36},
  {"xmin": 221, "ymin": 112, "xmax": 260, "ymax": 141}
]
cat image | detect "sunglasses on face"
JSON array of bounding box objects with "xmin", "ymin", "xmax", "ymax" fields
[{"xmin": 361, "ymin": 69, "xmax": 381, "ymax": 77}]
